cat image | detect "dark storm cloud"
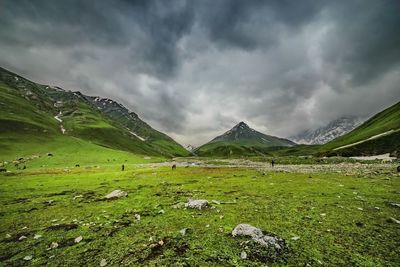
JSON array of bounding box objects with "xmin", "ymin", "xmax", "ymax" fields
[{"xmin": 1, "ymin": 0, "xmax": 399, "ymax": 145}]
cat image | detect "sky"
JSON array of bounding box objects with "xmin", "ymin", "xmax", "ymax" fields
[{"xmin": 1, "ymin": 0, "xmax": 400, "ymax": 146}]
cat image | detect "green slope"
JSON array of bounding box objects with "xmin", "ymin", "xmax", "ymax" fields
[
  {"xmin": 84, "ymin": 95, "xmax": 189, "ymax": 156},
  {"xmin": 196, "ymin": 122, "xmax": 295, "ymax": 157},
  {"xmin": 0, "ymin": 67, "xmax": 188, "ymax": 158},
  {"xmin": 320, "ymin": 101, "xmax": 400, "ymax": 156}
]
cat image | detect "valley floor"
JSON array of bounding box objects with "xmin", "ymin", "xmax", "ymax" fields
[{"xmin": 0, "ymin": 160, "xmax": 399, "ymax": 266}]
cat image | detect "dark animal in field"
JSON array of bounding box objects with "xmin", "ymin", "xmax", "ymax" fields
[
  {"xmin": 172, "ymin": 164, "xmax": 177, "ymax": 170},
  {"xmin": 23, "ymin": 165, "xmax": 26, "ymax": 170},
  {"xmin": 397, "ymin": 166, "xmax": 400, "ymax": 172},
  {"xmin": 0, "ymin": 168, "xmax": 6, "ymax": 172},
  {"xmin": 18, "ymin": 157, "xmax": 24, "ymax": 161},
  {"xmin": 47, "ymin": 153, "xmax": 53, "ymax": 157},
  {"xmin": 121, "ymin": 164, "xmax": 125, "ymax": 171},
  {"xmin": 75, "ymin": 164, "xmax": 80, "ymax": 167}
]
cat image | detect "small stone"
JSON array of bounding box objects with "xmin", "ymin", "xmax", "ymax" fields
[
  {"xmin": 134, "ymin": 214, "xmax": 141, "ymax": 221},
  {"xmin": 357, "ymin": 207, "xmax": 363, "ymax": 211},
  {"xmin": 179, "ymin": 228, "xmax": 188, "ymax": 236},
  {"xmin": 389, "ymin": 203, "xmax": 400, "ymax": 208},
  {"xmin": 219, "ymin": 215, "xmax": 224, "ymax": 220},
  {"xmin": 205, "ymin": 224, "xmax": 210, "ymax": 228},
  {"xmin": 105, "ymin": 190, "xmax": 127, "ymax": 200},
  {"xmin": 23, "ymin": 255, "xmax": 33, "ymax": 261},
  {"xmin": 320, "ymin": 213, "xmax": 326, "ymax": 217},
  {"xmin": 291, "ymin": 236, "xmax": 300, "ymax": 240},
  {"xmin": 158, "ymin": 240, "xmax": 164, "ymax": 246},
  {"xmin": 185, "ymin": 199, "xmax": 209, "ymax": 210},
  {"xmin": 374, "ymin": 207, "xmax": 380, "ymax": 210},
  {"xmin": 5, "ymin": 234, "xmax": 11, "ymax": 238},
  {"xmin": 240, "ymin": 251, "xmax": 247, "ymax": 259},
  {"xmin": 19, "ymin": 235, "xmax": 27, "ymax": 241},
  {"xmin": 50, "ymin": 242, "xmax": 59, "ymax": 249},
  {"xmin": 158, "ymin": 209, "xmax": 165, "ymax": 214},
  {"xmin": 100, "ymin": 259, "xmax": 107, "ymax": 266},
  {"xmin": 74, "ymin": 236, "xmax": 83, "ymax": 243},
  {"xmin": 34, "ymin": 234, "xmax": 42, "ymax": 239}
]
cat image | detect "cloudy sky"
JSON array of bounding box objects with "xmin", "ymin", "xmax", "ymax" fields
[{"xmin": 1, "ymin": 0, "xmax": 399, "ymax": 146}]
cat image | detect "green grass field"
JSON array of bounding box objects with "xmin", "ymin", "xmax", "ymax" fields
[{"xmin": 1, "ymin": 158, "xmax": 399, "ymax": 266}]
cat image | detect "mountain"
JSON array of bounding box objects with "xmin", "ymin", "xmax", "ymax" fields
[
  {"xmin": 195, "ymin": 122, "xmax": 296, "ymax": 156},
  {"xmin": 0, "ymin": 67, "xmax": 189, "ymax": 160},
  {"xmin": 291, "ymin": 116, "xmax": 365, "ymax": 145},
  {"xmin": 320, "ymin": 101, "xmax": 400, "ymax": 156}
]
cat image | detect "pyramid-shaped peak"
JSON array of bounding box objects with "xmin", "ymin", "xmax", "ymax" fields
[{"xmin": 235, "ymin": 121, "xmax": 250, "ymax": 128}]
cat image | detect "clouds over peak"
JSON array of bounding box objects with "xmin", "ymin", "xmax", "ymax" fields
[{"xmin": 1, "ymin": 0, "xmax": 399, "ymax": 145}]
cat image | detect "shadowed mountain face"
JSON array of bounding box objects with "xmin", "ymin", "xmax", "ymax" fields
[
  {"xmin": 0, "ymin": 67, "xmax": 189, "ymax": 157},
  {"xmin": 195, "ymin": 122, "xmax": 295, "ymax": 156}
]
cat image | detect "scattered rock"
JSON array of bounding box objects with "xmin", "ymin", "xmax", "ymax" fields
[
  {"xmin": 357, "ymin": 207, "xmax": 364, "ymax": 211},
  {"xmin": 232, "ymin": 224, "xmax": 285, "ymax": 250},
  {"xmin": 185, "ymin": 199, "xmax": 209, "ymax": 210},
  {"xmin": 18, "ymin": 235, "xmax": 27, "ymax": 241},
  {"xmin": 50, "ymin": 242, "xmax": 59, "ymax": 249},
  {"xmin": 212, "ymin": 200, "xmax": 221, "ymax": 205},
  {"xmin": 291, "ymin": 236, "xmax": 300, "ymax": 241},
  {"xmin": 179, "ymin": 228, "xmax": 188, "ymax": 236},
  {"xmin": 232, "ymin": 224, "xmax": 287, "ymax": 263},
  {"xmin": 100, "ymin": 258, "xmax": 107, "ymax": 266},
  {"xmin": 389, "ymin": 202, "xmax": 400, "ymax": 208},
  {"xmin": 104, "ymin": 190, "xmax": 127, "ymax": 200},
  {"xmin": 34, "ymin": 234, "xmax": 42, "ymax": 239},
  {"xmin": 134, "ymin": 214, "xmax": 141, "ymax": 221},
  {"xmin": 240, "ymin": 251, "xmax": 247, "ymax": 259},
  {"xmin": 23, "ymin": 255, "xmax": 33, "ymax": 261},
  {"xmin": 74, "ymin": 236, "xmax": 83, "ymax": 243}
]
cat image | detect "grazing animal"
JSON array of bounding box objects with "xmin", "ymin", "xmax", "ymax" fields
[
  {"xmin": 271, "ymin": 159, "xmax": 275, "ymax": 167},
  {"xmin": 47, "ymin": 153, "xmax": 53, "ymax": 157},
  {"xmin": 75, "ymin": 164, "xmax": 80, "ymax": 167},
  {"xmin": 0, "ymin": 168, "xmax": 6, "ymax": 172},
  {"xmin": 172, "ymin": 164, "xmax": 177, "ymax": 170},
  {"xmin": 23, "ymin": 165, "xmax": 26, "ymax": 170},
  {"xmin": 121, "ymin": 164, "xmax": 125, "ymax": 171}
]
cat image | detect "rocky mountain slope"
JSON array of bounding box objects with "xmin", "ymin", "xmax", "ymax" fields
[
  {"xmin": 291, "ymin": 116, "xmax": 365, "ymax": 145},
  {"xmin": 195, "ymin": 122, "xmax": 295, "ymax": 156}
]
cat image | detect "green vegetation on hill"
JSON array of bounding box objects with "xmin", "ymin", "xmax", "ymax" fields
[
  {"xmin": 320, "ymin": 101, "xmax": 400, "ymax": 156},
  {"xmin": 196, "ymin": 122, "xmax": 295, "ymax": 157},
  {"xmin": 0, "ymin": 67, "xmax": 189, "ymax": 159}
]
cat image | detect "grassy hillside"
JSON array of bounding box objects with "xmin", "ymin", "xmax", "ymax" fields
[
  {"xmin": 320, "ymin": 101, "xmax": 400, "ymax": 156},
  {"xmin": 0, "ymin": 67, "xmax": 188, "ymax": 158}
]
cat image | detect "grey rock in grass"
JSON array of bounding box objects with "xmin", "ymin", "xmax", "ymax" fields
[
  {"xmin": 240, "ymin": 251, "xmax": 247, "ymax": 259},
  {"xmin": 100, "ymin": 258, "xmax": 107, "ymax": 266},
  {"xmin": 23, "ymin": 255, "xmax": 33, "ymax": 261},
  {"xmin": 105, "ymin": 190, "xmax": 127, "ymax": 200},
  {"xmin": 179, "ymin": 228, "xmax": 188, "ymax": 236},
  {"xmin": 185, "ymin": 199, "xmax": 209, "ymax": 210},
  {"xmin": 74, "ymin": 236, "xmax": 83, "ymax": 243},
  {"xmin": 19, "ymin": 235, "xmax": 27, "ymax": 241},
  {"xmin": 232, "ymin": 224, "xmax": 285, "ymax": 250}
]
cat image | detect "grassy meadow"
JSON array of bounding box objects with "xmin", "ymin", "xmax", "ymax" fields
[{"xmin": 1, "ymin": 155, "xmax": 399, "ymax": 266}]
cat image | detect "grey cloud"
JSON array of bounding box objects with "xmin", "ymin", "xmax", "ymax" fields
[{"xmin": 0, "ymin": 0, "xmax": 399, "ymax": 145}]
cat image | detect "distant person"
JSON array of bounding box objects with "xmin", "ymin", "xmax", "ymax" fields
[
  {"xmin": 271, "ymin": 159, "xmax": 275, "ymax": 167},
  {"xmin": 121, "ymin": 164, "xmax": 125, "ymax": 171}
]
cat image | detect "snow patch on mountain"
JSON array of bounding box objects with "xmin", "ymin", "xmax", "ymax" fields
[{"xmin": 291, "ymin": 116, "xmax": 365, "ymax": 145}]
